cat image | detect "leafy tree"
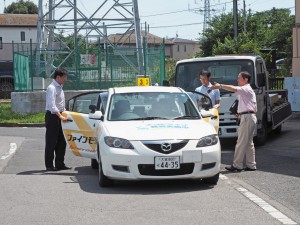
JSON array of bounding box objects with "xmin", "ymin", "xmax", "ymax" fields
[
  {"xmin": 212, "ymin": 33, "xmax": 261, "ymax": 55},
  {"xmin": 200, "ymin": 8, "xmax": 294, "ymax": 59},
  {"xmin": 165, "ymin": 58, "xmax": 176, "ymax": 85},
  {"xmin": 4, "ymin": 0, "xmax": 38, "ymax": 14},
  {"xmin": 198, "ymin": 8, "xmax": 294, "ymax": 76}
]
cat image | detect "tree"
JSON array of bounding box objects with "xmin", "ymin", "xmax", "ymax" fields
[
  {"xmin": 4, "ymin": 0, "xmax": 38, "ymax": 14},
  {"xmin": 200, "ymin": 8, "xmax": 294, "ymax": 58}
]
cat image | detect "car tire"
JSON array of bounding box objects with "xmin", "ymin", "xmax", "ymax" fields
[
  {"xmin": 273, "ymin": 125, "xmax": 282, "ymax": 134},
  {"xmin": 202, "ymin": 173, "xmax": 219, "ymax": 185},
  {"xmin": 91, "ymin": 159, "xmax": 98, "ymax": 169},
  {"xmin": 98, "ymin": 158, "xmax": 114, "ymax": 187},
  {"xmin": 254, "ymin": 118, "xmax": 267, "ymax": 146}
]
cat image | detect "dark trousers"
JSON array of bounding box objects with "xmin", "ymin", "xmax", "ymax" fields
[{"xmin": 45, "ymin": 111, "xmax": 66, "ymax": 168}]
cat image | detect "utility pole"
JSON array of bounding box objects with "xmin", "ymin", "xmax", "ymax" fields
[
  {"xmin": 243, "ymin": 0, "xmax": 246, "ymax": 32},
  {"xmin": 233, "ymin": 0, "xmax": 238, "ymax": 39},
  {"xmin": 203, "ymin": 0, "xmax": 211, "ymax": 32},
  {"xmin": 132, "ymin": 0, "xmax": 144, "ymax": 75}
]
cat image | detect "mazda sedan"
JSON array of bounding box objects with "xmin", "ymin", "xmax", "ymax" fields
[{"xmin": 62, "ymin": 86, "xmax": 220, "ymax": 187}]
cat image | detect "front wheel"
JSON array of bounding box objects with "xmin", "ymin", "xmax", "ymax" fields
[
  {"xmin": 91, "ymin": 159, "xmax": 98, "ymax": 169},
  {"xmin": 202, "ymin": 173, "xmax": 219, "ymax": 185},
  {"xmin": 254, "ymin": 119, "xmax": 267, "ymax": 146},
  {"xmin": 98, "ymin": 158, "xmax": 114, "ymax": 187},
  {"xmin": 273, "ymin": 125, "xmax": 282, "ymax": 134}
]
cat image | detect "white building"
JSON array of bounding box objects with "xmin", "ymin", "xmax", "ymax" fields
[
  {"xmin": 167, "ymin": 37, "xmax": 201, "ymax": 60},
  {"xmin": 0, "ymin": 14, "xmax": 37, "ymax": 61}
]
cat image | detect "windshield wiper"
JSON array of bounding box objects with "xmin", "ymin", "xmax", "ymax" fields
[
  {"xmin": 173, "ymin": 115, "xmax": 199, "ymax": 120},
  {"xmin": 129, "ymin": 116, "xmax": 169, "ymax": 120}
]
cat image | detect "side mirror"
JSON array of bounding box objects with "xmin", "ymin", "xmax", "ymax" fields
[
  {"xmin": 201, "ymin": 110, "xmax": 217, "ymax": 119},
  {"xmin": 89, "ymin": 104, "xmax": 97, "ymax": 113},
  {"xmin": 89, "ymin": 110, "xmax": 103, "ymax": 120},
  {"xmin": 202, "ymin": 102, "xmax": 211, "ymax": 111},
  {"xmin": 256, "ymin": 73, "xmax": 265, "ymax": 87}
]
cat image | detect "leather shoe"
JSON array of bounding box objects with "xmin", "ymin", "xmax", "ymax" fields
[
  {"xmin": 244, "ymin": 167, "xmax": 256, "ymax": 171},
  {"xmin": 46, "ymin": 167, "xmax": 58, "ymax": 171},
  {"xmin": 225, "ymin": 165, "xmax": 242, "ymax": 172},
  {"xmin": 56, "ymin": 165, "xmax": 72, "ymax": 171}
]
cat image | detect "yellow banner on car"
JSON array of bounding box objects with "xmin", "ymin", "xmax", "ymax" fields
[
  {"xmin": 61, "ymin": 111, "xmax": 97, "ymax": 158},
  {"xmin": 202, "ymin": 108, "xmax": 219, "ymax": 133}
]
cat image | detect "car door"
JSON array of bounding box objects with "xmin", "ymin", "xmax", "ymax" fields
[
  {"xmin": 61, "ymin": 91, "xmax": 103, "ymax": 159},
  {"xmin": 188, "ymin": 91, "xmax": 219, "ymax": 133}
]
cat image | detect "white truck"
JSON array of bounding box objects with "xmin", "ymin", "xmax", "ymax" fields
[{"xmin": 174, "ymin": 55, "xmax": 293, "ymax": 145}]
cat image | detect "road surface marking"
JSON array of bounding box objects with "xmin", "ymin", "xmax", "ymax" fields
[
  {"xmin": 221, "ymin": 174, "xmax": 297, "ymax": 225},
  {"xmin": 237, "ymin": 187, "xmax": 297, "ymax": 225},
  {"xmin": 1, "ymin": 143, "xmax": 17, "ymax": 160}
]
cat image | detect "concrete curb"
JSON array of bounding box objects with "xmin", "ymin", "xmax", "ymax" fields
[{"xmin": 0, "ymin": 123, "xmax": 45, "ymax": 127}]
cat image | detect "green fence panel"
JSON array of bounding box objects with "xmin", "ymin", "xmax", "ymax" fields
[{"xmin": 14, "ymin": 53, "xmax": 30, "ymax": 91}]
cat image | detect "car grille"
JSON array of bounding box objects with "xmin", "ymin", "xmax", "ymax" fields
[
  {"xmin": 142, "ymin": 140, "xmax": 188, "ymax": 154},
  {"xmin": 138, "ymin": 163, "xmax": 194, "ymax": 176}
]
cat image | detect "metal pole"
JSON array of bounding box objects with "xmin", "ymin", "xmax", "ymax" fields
[
  {"xmin": 132, "ymin": 0, "xmax": 144, "ymax": 75},
  {"xmin": 35, "ymin": 0, "xmax": 43, "ymax": 77},
  {"xmin": 243, "ymin": 0, "xmax": 246, "ymax": 33},
  {"xmin": 233, "ymin": 0, "xmax": 238, "ymax": 40}
]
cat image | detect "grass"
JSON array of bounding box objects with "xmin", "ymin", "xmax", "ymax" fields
[{"xmin": 0, "ymin": 103, "xmax": 44, "ymax": 123}]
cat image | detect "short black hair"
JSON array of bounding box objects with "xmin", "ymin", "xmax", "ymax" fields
[
  {"xmin": 239, "ymin": 71, "xmax": 251, "ymax": 83},
  {"xmin": 54, "ymin": 67, "xmax": 68, "ymax": 79},
  {"xmin": 199, "ymin": 70, "xmax": 211, "ymax": 78}
]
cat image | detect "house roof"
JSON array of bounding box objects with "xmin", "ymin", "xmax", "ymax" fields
[
  {"xmin": 167, "ymin": 37, "xmax": 198, "ymax": 44},
  {"xmin": 100, "ymin": 30, "xmax": 174, "ymax": 45},
  {"xmin": 0, "ymin": 14, "xmax": 38, "ymax": 27}
]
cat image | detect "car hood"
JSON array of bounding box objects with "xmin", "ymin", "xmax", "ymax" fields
[{"xmin": 104, "ymin": 120, "xmax": 216, "ymax": 140}]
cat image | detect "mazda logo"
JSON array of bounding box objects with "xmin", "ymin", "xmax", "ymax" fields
[{"xmin": 161, "ymin": 143, "xmax": 172, "ymax": 152}]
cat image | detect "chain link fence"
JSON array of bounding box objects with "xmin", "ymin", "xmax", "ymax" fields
[{"xmin": 11, "ymin": 41, "xmax": 165, "ymax": 93}]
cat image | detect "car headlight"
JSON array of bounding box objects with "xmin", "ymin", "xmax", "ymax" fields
[
  {"xmin": 196, "ymin": 134, "xmax": 219, "ymax": 147},
  {"xmin": 104, "ymin": 136, "xmax": 134, "ymax": 149}
]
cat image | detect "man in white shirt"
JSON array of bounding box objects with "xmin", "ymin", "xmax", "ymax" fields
[
  {"xmin": 195, "ymin": 70, "xmax": 220, "ymax": 108},
  {"xmin": 45, "ymin": 67, "xmax": 71, "ymax": 171}
]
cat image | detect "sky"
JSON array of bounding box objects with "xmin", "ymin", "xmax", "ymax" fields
[{"xmin": 0, "ymin": 0, "xmax": 295, "ymax": 40}]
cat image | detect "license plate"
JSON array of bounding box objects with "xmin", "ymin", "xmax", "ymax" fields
[
  {"xmin": 155, "ymin": 156, "xmax": 180, "ymax": 170},
  {"xmin": 218, "ymin": 128, "xmax": 222, "ymax": 135}
]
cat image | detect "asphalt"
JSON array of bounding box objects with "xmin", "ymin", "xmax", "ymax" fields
[{"xmin": 0, "ymin": 122, "xmax": 45, "ymax": 127}]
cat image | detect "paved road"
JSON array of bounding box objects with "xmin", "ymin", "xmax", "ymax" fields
[{"xmin": 0, "ymin": 116, "xmax": 299, "ymax": 225}]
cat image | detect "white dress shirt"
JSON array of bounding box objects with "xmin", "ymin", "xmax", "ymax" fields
[{"xmin": 45, "ymin": 79, "xmax": 65, "ymax": 113}]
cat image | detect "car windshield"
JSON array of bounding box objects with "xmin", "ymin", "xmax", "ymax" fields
[{"xmin": 107, "ymin": 92, "xmax": 200, "ymax": 121}]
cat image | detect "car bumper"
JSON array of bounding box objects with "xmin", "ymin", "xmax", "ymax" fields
[{"xmin": 100, "ymin": 140, "xmax": 221, "ymax": 180}]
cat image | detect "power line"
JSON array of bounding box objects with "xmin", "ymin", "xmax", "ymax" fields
[
  {"xmin": 150, "ymin": 22, "xmax": 203, "ymax": 29},
  {"xmin": 140, "ymin": 1, "xmax": 232, "ymax": 18}
]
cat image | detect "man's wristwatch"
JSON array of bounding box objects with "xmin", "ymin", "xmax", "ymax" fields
[{"xmin": 219, "ymin": 84, "xmax": 222, "ymax": 89}]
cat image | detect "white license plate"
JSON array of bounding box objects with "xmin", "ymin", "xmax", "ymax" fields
[{"xmin": 155, "ymin": 156, "xmax": 180, "ymax": 170}]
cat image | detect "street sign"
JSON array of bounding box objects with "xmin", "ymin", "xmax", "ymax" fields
[{"xmin": 137, "ymin": 76, "xmax": 150, "ymax": 86}]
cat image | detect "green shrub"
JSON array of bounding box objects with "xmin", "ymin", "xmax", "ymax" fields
[{"xmin": 0, "ymin": 103, "xmax": 44, "ymax": 123}]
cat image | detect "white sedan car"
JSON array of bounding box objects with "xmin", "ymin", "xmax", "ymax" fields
[{"xmin": 62, "ymin": 86, "xmax": 220, "ymax": 187}]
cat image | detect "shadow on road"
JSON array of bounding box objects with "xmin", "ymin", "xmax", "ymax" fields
[{"xmin": 220, "ymin": 118, "xmax": 300, "ymax": 178}]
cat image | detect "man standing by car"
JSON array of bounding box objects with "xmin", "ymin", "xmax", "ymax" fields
[
  {"xmin": 211, "ymin": 71, "xmax": 257, "ymax": 172},
  {"xmin": 195, "ymin": 70, "xmax": 220, "ymax": 109},
  {"xmin": 45, "ymin": 67, "xmax": 71, "ymax": 171}
]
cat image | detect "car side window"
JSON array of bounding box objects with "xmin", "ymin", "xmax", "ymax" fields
[{"xmin": 68, "ymin": 92, "xmax": 101, "ymax": 113}]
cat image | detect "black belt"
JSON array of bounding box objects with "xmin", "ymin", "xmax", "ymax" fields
[
  {"xmin": 239, "ymin": 111, "xmax": 255, "ymax": 115},
  {"xmin": 46, "ymin": 110, "xmax": 64, "ymax": 113}
]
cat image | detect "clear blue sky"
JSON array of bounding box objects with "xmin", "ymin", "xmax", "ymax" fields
[{"xmin": 0, "ymin": 0, "xmax": 295, "ymax": 40}]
